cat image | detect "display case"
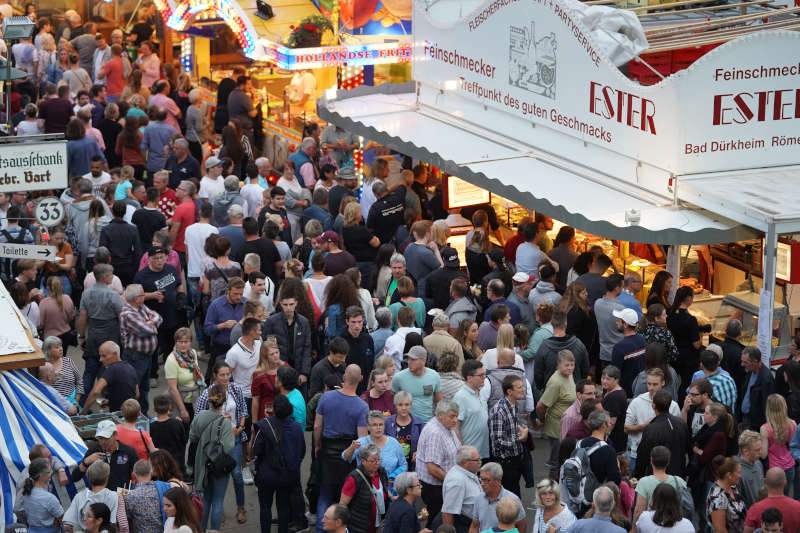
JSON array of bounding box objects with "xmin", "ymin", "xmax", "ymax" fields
[{"xmin": 691, "ymin": 290, "xmax": 791, "ymax": 362}]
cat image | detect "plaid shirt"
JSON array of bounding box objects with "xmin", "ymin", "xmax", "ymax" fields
[
  {"xmin": 489, "ymin": 397, "xmax": 524, "ymax": 459},
  {"xmin": 119, "ymin": 303, "xmax": 162, "ymax": 354},
  {"xmin": 415, "ymin": 417, "xmax": 461, "ymax": 485},
  {"xmin": 708, "ymin": 371, "xmax": 738, "ymax": 415},
  {"xmin": 194, "ymin": 382, "xmax": 249, "ymax": 442}
]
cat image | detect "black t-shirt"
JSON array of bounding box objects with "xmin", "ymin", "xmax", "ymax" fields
[
  {"xmin": 323, "ymin": 250, "xmax": 357, "ymax": 276},
  {"xmin": 131, "ymin": 207, "xmax": 167, "ymax": 248},
  {"xmin": 578, "ymin": 436, "xmax": 621, "ymax": 484},
  {"xmin": 328, "ymin": 185, "xmax": 356, "ymax": 218},
  {"xmin": 342, "ymin": 224, "xmax": 377, "ymax": 262},
  {"xmin": 74, "ymin": 442, "xmax": 138, "ymax": 491},
  {"xmin": 132, "ymin": 21, "xmax": 153, "ymax": 44},
  {"xmin": 602, "ymin": 388, "xmax": 627, "ymax": 453},
  {"xmin": 235, "ymin": 237, "xmax": 280, "ymax": 279},
  {"xmin": 258, "ymin": 205, "xmax": 292, "ymax": 243},
  {"xmin": 165, "ymin": 154, "xmax": 202, "ymax": 188},
  {"xmin": 101, "ymin": 360, "xmax": 139, "ymax": 412},
  {"xmin": 134, "ymin": 264, "xmax": 181, "ymax": 328},
  {"xmin": 149, "ymin": 418, "xmax": 187, "ymax": 468},
  {"xmin": 366, "ymin": 185, "xmax": 405, "ymax": 244}
]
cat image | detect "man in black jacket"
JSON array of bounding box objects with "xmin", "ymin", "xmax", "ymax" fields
[
  {"xmin": 339, "ymin": 305, "xmax": 374, "ymax": 395},
  {"xmin": 534, "ymin": 309, "xmax": 590, "ymax": 390},
  {"xmin": 263, "ymin": 291, "xmax": 312, "ymax": 395},
  {"xmin": 99, "ymin": 200, "xmax": 142, "ymax": 286},
  {"xmin": 425, "ymin": 247, "xmax": 468, "ymax": 311},
  {"xmin": 718, "ymin": 319, "xmax": 746, "ymax": 391},
  {"xmin": 633, "ymin": 389, "xmax": 688, "ymax": 479},
  {"xmin": 740, "ymin": 346, "xmax": 775, "ymax": 431}
]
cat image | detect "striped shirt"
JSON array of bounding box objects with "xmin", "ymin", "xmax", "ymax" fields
[
  {"xmin": 415, "ymin": 417, "xmax": 460, "ymax": 485},
  {"xmin": 50, "ymin": 357, "xmax": 84, "ymax": 398},
  {"xmin": 119, "ymin": 303, "xmax": 163, "ymax": 354}
]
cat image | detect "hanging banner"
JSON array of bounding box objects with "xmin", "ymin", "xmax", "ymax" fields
[{"xmin": 412, "ymin": 0, "xmax": 800, "ymax": 175}]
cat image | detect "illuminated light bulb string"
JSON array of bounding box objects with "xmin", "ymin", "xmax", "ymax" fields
[{"xmin": 167, "ymin": 0, "xmax": 257, "ymax": 57}]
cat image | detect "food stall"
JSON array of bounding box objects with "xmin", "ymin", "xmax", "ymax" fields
[{"xmin": 316, "ymin": 0, "xmax": 800, "ymax": 364}]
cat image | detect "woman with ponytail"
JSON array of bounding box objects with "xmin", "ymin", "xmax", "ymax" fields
[
  {"xmin": 761, "ymin": 394, "xmax": 798, "ymax": 494},
  {"xmin": 21, "ymin": 457, "xmax": 63, "ymax": 533}
]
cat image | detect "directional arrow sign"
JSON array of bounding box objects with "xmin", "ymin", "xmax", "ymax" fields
[{"xmin": 0, "ymin": 243, "xmax": 58, "ymax": 260}]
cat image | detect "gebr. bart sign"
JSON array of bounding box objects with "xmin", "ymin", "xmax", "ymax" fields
[{"xmin": 0, "ymin": 141, "xmax": 68, "ymax": 193}]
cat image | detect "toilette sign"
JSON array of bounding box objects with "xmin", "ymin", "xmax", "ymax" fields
[{"xmin": 413, "ymin": 0, "xmax": 800, "ymax": 174}]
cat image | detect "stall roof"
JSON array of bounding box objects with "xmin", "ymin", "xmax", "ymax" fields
[
  {"xmin": 678, "ymin": 166, "xmax": 800, "ymax": 234},
  {"xmin": 319, "ymin": 83, "xmax": 757, "ymax": 245}
]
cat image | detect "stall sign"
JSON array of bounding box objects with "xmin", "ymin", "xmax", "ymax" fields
[
  {"xmin": 763, "ymin": 239, "xmax": 799, "ymax": 284},
  {"xmin": 412, "ymin": 0, "xmax": 800, "ymax": 176},
  {"xmin": 261, "ymin": 41, "xmax": 413, "ymax": 70},
  {"xmin": 444, "ymin": 175, "xmax": 491, "ymax": 210},
  {"xmin": 0, "ymin": 141, "xmax": 67, "ymax": 193}
]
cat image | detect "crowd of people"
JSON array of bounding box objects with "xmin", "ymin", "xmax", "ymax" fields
[{"xmin": 4, "ymin": 7, "xmax": 800, "ymax": 533}]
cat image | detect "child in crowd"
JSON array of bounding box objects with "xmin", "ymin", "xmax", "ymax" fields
[
  {"xmin": 114, "ymin": 165, "xmax": 135, "ymax": 200},
  {"xmin": 149, "ymin": 394, "xmax": 188, "ymax": 476}
]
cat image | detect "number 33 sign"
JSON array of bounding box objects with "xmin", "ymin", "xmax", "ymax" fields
[{"xmin": 34, "ymin": 197, "xmax": 65, "ymax": 228}]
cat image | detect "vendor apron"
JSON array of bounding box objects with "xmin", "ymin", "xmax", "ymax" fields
[{"xmin": 320, "ymin": 436, "xmax": 357, "ymax": 485}]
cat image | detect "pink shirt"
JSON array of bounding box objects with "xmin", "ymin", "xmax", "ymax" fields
[
  {"xmin": 299, "ymin": 161, "xmax": 316, "ymax": 190},
  {"xmin": 138, "ymin": 53, "xmax": 161, "ymax": 88},
  {"xmin": 560, "ymin": 398, "xmax": 582, "ymax": 440},
  {"xmin": 87, "ymin": 126, "xmax": 105, "ymax": 151},
  {"xmin": 84, "ymin": 273, "xmax": 124, "ymax": 294},
  {"xmin": 150, "ymin": 93, "xmax": 181, "ymax": 133},
  {"xmin": 763, "ymin": 422, "xmax": 797, "ymax": 470}
]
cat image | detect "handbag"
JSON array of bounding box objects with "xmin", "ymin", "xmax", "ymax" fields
[
  {"xmin": 205, "ymin": 417, "xmax": 236, "ymax": 481},
  {"xmin": 669, "ymin": 475, "xmax": 695, "ymax": 518}
]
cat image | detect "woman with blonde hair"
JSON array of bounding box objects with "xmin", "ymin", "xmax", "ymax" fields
[
  {"xmin": 761, "ymin": 393, "xmax": 797, "ymax": 493},
  {"xmin": 185, "ymin": 88, "xmax": 206, "ymax": 161},
  {"xmin": 126, "ymin": 92, "xmax": 148, "ymax": 122},
  {"xmin": 374, "ymin": 354, "xmax": 396, "ymax": 381},
  {"xmin": 39, "ymin": 276, "xmax": 75, "ymax": 344},
  {"xmin": 284, "ymin": 258, "xmax": 304, "ymax": 279},
  {"xmin": 481, "ymin": 323, "xmax": 524, "ymax": 371},
  {"xmin": 431, "ymin": 219, "xmax": 450, "ymax": 250},
  {"xmin": 250, "ymin": 338, "xmax": 287, "ymax": 422},
  {"xmin": 532, "ymin": 478, "xmax": 576, "ymax": 532}
]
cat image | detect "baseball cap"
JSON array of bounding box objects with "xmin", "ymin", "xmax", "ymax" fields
[
  {"xmin": 338, "ymin": 166, "xmax": 356, "ymax": 180},
  {"xmin": 205, "ymin": 156, "xmax": 223, "ymax": 169},
  {"xmin": 149, "ymin": 246, "xmax": 168, "ymax": 256},
  {"xmin": 441, "ymin": 246, "xmax": 459, "ymax": 268},
  {"xmin": 613, "ymin": 308, "xmax": 639, "ymax": 327},
  {"xmin": 315, "ymin": 230, "xmax": 340, "ymax": 244},
  {"xmin": 407, "ymin": 345, "xmax": 428, "ymax": 360},
  {"xmin": 512, "ymin": 272, "xmax": 535, "ymax": 285},
  {"xmin": 95, "ymin": 419, "xmax": 117, "ymax": 439}
]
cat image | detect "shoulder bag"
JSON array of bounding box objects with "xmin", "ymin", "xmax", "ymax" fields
[{"xmin": 205, "ymin": 417, "xmax": 236, "ymax": 480}]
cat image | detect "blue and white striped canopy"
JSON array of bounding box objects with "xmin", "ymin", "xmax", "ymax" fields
[{"xmin": 0, "ymin": 369, "xmax": 87, "ymax": 528}]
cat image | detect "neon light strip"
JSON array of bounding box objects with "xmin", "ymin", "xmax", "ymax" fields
[{"xmin": 167, "ymin": 0, "xmax": 257, "ymax": 56}]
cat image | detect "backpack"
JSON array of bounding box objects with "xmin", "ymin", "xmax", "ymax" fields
[
  {"xmin": 667, "ymin": 475, "xmax": 695, "ymax": 519},
  {"xmin": 560, "ymin": 438, "xmax": 607, "ymax": 513}
]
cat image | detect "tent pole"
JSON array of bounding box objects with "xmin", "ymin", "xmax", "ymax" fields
[
  {"xmin": 666, "ymin": 245, "xmax": 680, "ymax": 302},
  {"xmin": 759, "ymin": 223, "xmax": 777, "ymax": 367}
]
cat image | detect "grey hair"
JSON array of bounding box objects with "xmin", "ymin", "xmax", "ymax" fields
[
  {"xmin": 180, "ymin": 180, "xmax": 196, "ymax": 195},
  {"xmin": 124, "ymin": 283, "xmax": 144, "ymax": 301},
  {"xmin": 455, "ymin": 445, "xmax": 477, "ymax": 465},
  {"xmin": 726, "ymin": 319, "xmax": 743, "ymax": 338},
  {"xmin": 86, "ymin": 460, "xmax": 110, "ymax": 487},
  {"xmin": 480, "ymin": 462, "xmax": 503, "ymax": 480},
  {"xmin": 372, "ymin": 181, "xmax": 387, "ymax": 197},
  {"xmin": 173, "ymin": 138, "xmax": 189, "ymax": 149},
  {"xmin": 93, "ymin": 263, "xmax": 113, "ymax": 282},
  {"xmin": 435, "ymin": 399, "xmax": 459, "ymax": 417},
  {"xmin": 432, "ymin": 313, "xmax": 450, "ymax": 328},
  {"xmin": 42, "ymin": 336, "xmax": 62, "ymax": 357},
  {"xmin": 394, "ymin": 471, "xmax": 418, "ymax": 498},
  {"xmin": 390, "ymin": 253, "xmax": 406, "ymax": 266},
  {"xmin": 393, "ymin": 390, "xmax": 412, "ymax": 406},
  {"xmin": 706, "ymin": 343, "xmax": 723, "ymax": 362},
  {"xmin": 375, "ymin": 307, "xmax": 392, "ymax": 329},
  {"xmin": 244, "ymin": 253, "xmax": 261, "ymax": 270},
  {"xmin": 224, "ymin": 175, "xmax": 239, "ymax": 191},
  {"xmin": 78, "ymin": 178, "xmax": 93, "ymax": 194},
  {"xmin": 359, "ymin": 443, "xmax": 381, "ymax": 461},
  {"xmin": 94, "ymin": 246, "xmax": 111, "ymax": 263},
  {"xmin": 301, "ymin": 137, "xmax": 315, "ymax": 150},
  {"xmin": 188, "ymin": 88, "xmax": 202, "ymax": 104},
  {"xmin": 304, "ymin": 219, "xmax": 323, "ymax": 239},
  {"xmin": 593, "ymin": 486, "xmax": 615, "ymax": 514},
  {"xmin": 367, "ymin": 410, "xmax": 385, "ymax": 423},
  {"xmin": 587, "ymin": 409, "xmax": 610, "ymax": 430},
  {"xmin": 228, "ymin": 204, "xmax": 244, "ymax": 218},
  {"xmin": 255, "ymin": 157, "xmax": 269, "ymax": 167},
  {"xmin": 105, "ymin": 341, "xmax": 121, "ymax": 357}
]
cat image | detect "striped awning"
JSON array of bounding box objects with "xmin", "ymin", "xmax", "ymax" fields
[{"xmin": 0, "ymin": 369, "xmax": 87, "ymax": 528}]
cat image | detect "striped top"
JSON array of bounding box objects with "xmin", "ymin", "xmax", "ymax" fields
[{"xmin": 50, "ymin": 356, "xmax": 84, "ymax": 399}]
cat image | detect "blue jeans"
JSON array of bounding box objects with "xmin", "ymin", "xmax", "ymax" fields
[
  {"xmin": 316, "ymin": 484, "xmax": 338, "ymax": 533},
  {"xmin": 231, "ymin": 439, "xmax": 245, "ymax": 507},
  {"xmin": 122, "ymin": 349, "xmax": 152, "ymax": 415},
  {"xmin": 786, "ymin": 465, "xmax": 795, "ymax": 496},
  {"xmin": 187, "ymin": 277, "xmax": 207, "ymax": 351},
  {"xmin": 201, "ymin": 473, "xmax": 229, "ymax": 530}
]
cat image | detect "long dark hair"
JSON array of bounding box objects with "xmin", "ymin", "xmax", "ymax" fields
[
  {"xmin": 324, "ymin": 274, "xmax": 360, "ymax": 310},
  {"xmin": 370, "ymin": 243, "xmax": 396, "ymax": 292},
  {"xmin": 670, "ymin": 285, "xmax": 694, "ymax": 315},
  {"xmin": 88, "ymin": 502, "xmax": 116, "ymax": 533},
  {"xmin": 644, "ymin": 343, "xmax": 673, "ymax": 386},
  {"xmin": 164, "ymin": 487, "xmax": 200, "ymax": 533},
  {"xmin": 221, "ymin": 125, "xmax": 243, "ymax": 162},
  {"xmin": 651, "ymin": 484, "xmax": 682, "ymax": 527},
  {"xmin": 277, "ymin": 277, "xmax": 315, "ymax": 325},
  {"xmin": 571, "ymin": 252, "xmax": 594, "ymax": 276},
  {"xmin": 553, "ymin": 226, "xmax": 575, "ymax": 248},
  {"xmin": 149, "ymin": 449, "xmax": 182, "ymax": 482},
  {"xmin": 649, "ymin": 271, "xmax": 673, "ymax": 307},
  {"xmin": 120, "ymin": 115, "xmax": 140, "ymax": 149}
]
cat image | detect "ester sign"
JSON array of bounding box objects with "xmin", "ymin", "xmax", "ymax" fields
[
  {"xmin": 412, "ymin": 0, "xmax": 800, "ymax": 175},
  {"xmin": 0, "ymin": 141, "xmax": 68, "ymax": 193}
]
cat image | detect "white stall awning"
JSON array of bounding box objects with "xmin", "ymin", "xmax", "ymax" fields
[{"xmin": 319, "ymin": 84, "xmax": 757, "ymax": 245}]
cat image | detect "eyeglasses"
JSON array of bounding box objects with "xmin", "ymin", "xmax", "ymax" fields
[{"xmin": 479, "ymin": 478, "xmax": 493, "ymax": 484}]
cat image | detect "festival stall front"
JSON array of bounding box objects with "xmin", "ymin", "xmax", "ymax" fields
[
  {"xmin": 317, "ymin": 0, "xmax": 800, "ymax": 365},
  {"xmin": 0, "ymin": 282, "xmax": 86, "ymax": 530}
]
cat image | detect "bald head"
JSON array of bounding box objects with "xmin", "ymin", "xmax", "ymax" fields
[
  {"xmin": 497, "ymin": 347, "xmax": 516, "ymax": 366},
  {"xmin": 344, "ymin": 364, "xmax": 362, "ymax": 386},
  {"xmin": 765, "ymin": 467, "xmax": 787, "ymax": 491}
]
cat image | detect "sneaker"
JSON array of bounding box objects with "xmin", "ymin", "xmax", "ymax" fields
[{"xmin": 242, "ymin": 467, "xmax": 254, "ymax": 485}]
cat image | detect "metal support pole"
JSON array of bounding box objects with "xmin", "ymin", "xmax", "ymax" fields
[
  {"xmin": 666, "ymin": 245, "xmax": 680, "ymax": 303},
  {"xmin": 5, "ymin": 48, "xmax": 11, "ymax": 133},
  {"xmin": 758, "ymin": 223, "xmax": 777, "ymax": 367}
]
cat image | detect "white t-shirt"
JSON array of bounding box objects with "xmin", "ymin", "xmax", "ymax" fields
[
  {"xmin": 198, "ymin": 175, "xmax": 225, "ymax": 200},
  {"xmin": 636, "ymin": 511, "xmax": 695, "ymax": 533},
  {"xmin": 240, "ymin": 182, "xmax": 266, "ymax": 218},
  {"xmin": 287, "ymin": 71, "xmax": 317, "ymax": 102},
  {"xmin": 82, "ymin": 171, "xmax": 111, "ymax": 198},
  {"xmin": 164, "ymin": 517, "xmax": 194, "ymax": 533},
  {"xmin": 244, "ymin": 279, "xmax": 275, "ymax": 315},
  {"xmin": 625, "ymin": 392, "xmax": 681, "ymax": 457},
  {"xmin": 225, "ymin": 338, "xmax": 261, "ymax": 398},
  {"xmin": 184, "ymin": 222, "xmax": 218, "ymax": 278}
]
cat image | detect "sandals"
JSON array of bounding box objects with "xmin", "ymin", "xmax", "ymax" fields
[{"xmin": 237, "ymin": 507, "xmax": 247, "ymax": 524}]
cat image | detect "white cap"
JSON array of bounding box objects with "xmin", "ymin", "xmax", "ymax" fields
[
  {"xmin": 95, "ymin": 419, "xmax": 117, "ymax": 439},
  {"xmin": 613, "ymin": 308, "xmax": 639, "ymax": 327}
]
